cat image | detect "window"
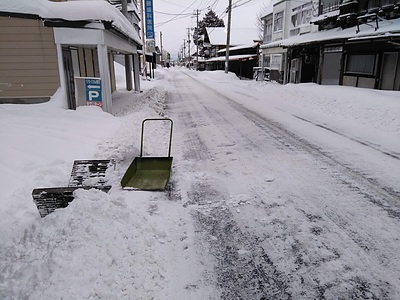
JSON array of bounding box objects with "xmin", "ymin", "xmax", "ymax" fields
[
  {"xmin": 322, "ymin": 0, "xmax": 340, "ymax": 13},
  {"xmin": 271, "ymin": 54, "xmax": 282, "ymax": 70},
  {"xmin": 291, "ymin": 2, "xmax": 313, "ymax": 28},
  {"xmin": 274, "ymin": 11, "xmax": 283, "ymax": 32},
  {"xmin": 263, "ymin": 54, "xmax": 271, "ymax": 68},
  {"xmin": 345, "ymin": 54, "xmax": 376, "ymax": 75},
  {"xmin": 264, "ymin": 18, "xmax": 273, "ymax": 43}
]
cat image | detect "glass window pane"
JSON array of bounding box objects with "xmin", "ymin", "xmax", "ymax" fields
[{"xmin": 346, "ymin": 54, "xmax": 375, "ymax": 75}]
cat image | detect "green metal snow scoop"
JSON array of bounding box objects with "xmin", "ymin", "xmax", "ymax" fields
[{"xmin": 121, "ymin": 118, "xmax": 173, "ymax": 191}]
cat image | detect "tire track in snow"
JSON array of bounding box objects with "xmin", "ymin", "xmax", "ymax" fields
[
  {"xmin": 165, "ymin": 75, "xmax": 293, "ymax": 299},
  {"xmin": 187, "ymin": 79, "xmax": 400, "ymax": 299},
  {"xmin": 165, "ymin": 70, "xmax": 400, "ymax": 299}
]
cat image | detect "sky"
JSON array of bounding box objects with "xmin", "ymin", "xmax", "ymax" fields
[
  {"xmin": 1, "ymin": 65, "xmax": 400, "ymax": 298},
  {"xmin": 153, "ymin": 0, "xmax": 270, "ymax": 59},
  {"xmin": 1, "ymin": 0, "xmax": 268, "ymax": 60}
]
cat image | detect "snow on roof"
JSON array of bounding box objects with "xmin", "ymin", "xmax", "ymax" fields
[
  {"xmin": 261, "ymin": 19, "xmax": 400, "ymax": 49},
  {"xmin": 0, "ymin": 0, "xmax": 141, "ymax": 44},
  {"xmin": 217, "ymin": 43, "xmax": 259, "ymax": 53},
  {"xmin": 205, "ymin": 54, "xmax": 257, "ymax": 62},
  {"xmin": 206, "ymin": 27, "xmax": 260, "ymax": 46},
  {"xmin": 310, "ymin": 9, "xmax": 340, "ymax": 23}
]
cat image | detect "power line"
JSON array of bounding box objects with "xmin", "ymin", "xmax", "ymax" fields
[
  {"xmin": 157, "ymin": 0, "xmax": 188, "ymax": 8},
  {"xmin": 232, "ymin": 0, "xmax": 255, "ymax": 9},
  {"xmin": 154, "ymin": 0, "xmax": 199, "ymax": 27},
  {"xmin": 154, "ymin": 11, "xmax": 193, "ymax": 16}
]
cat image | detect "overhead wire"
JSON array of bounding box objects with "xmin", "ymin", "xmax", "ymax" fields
[
  {"xmin": 154, "ymin": 0, "xmax": 250, "ymax": 56},
  {"xmin": 157, "ymin": 0, "xmax": 188, "ymax": 8},
  {"xmin": 155, "ymin": 0, "xmax": 201, "ymax": 27},
  {"xmin": 154, "ymin": 11, "xmax": 194, "ymax": 16}
]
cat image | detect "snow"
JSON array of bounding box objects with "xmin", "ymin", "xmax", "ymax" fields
[
  {"xmin": 206, "ymin": 27, "xmax": 260, "ymax": 46},
  {"xmin": 217, "ymin": 42, "xmax": 259, "ymax": 53},
  {"xmin": 0, "ymin": 0, "xmax": 141, "ymax": 44},
  {"xmin": 1, "ymin": 64, "xmax": 400, "ymax": 299},
  {"xmin": 205, "ymin": 54, "xmax": 257, "ymax": 62},
  {"xmin": 310, "ymin": 9, "xmax": 340, "ymax": 23},
  {"xmin": 261, "ymin": 18, "xmax": 400, "ymax": 48}
]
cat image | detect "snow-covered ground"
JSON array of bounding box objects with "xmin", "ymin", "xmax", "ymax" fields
[{"xmin": 1, "ymin": 64, "xmax": 399, "ymax": 299}]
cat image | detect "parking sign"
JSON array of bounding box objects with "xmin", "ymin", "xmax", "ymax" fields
[{"xmin": 85, "ymin": 78, "xmax": 102, "ymax": 107}]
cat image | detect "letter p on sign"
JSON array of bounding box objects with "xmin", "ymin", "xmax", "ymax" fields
[{"xmin": 88, "ymin": 90, "xmax": 99, "ymax": 101}]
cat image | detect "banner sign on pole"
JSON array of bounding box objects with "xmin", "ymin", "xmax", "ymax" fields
[
  {"xmin": 146, "ymin": 39, "xmax": 155, "ymax": 53},
  {"xmin": 145, "ymin": 0, "xmax": 155, "ymax": 39}
]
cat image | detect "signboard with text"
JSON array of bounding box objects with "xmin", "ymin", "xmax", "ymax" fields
[
  {"xmin": 145, "ymin": 0, "xmax": 155, "ymax": 39},
  {"xmin": 146, "ymin": 39, "xmax": 155, "ymax": 53},
  {"xmin": 85, "ymin": 78, "xmax": 102, "ymax": 107}
]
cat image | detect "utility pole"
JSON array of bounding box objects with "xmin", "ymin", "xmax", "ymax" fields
[
  {"xmin": 183, "ymin": 39, "xmax": 186, "ymax": 64},
  {"xmin": 225, "ymin": 0, "xmax": 232, "ymax": 74},
  {"xmin": 187, "ymin": 28, "xmax": 191, "ymax": 68},
  {"xmin": 195, "ymin": 9, "xmax": 199, "ymax": 71},
  {"xmin": 160, "ymin": 31, "xmax": 163, "ymax": 66}
]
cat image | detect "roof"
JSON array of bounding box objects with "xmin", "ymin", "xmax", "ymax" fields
[
  {"xmin": 205, "ymin": 54, "xmax": 257, "ymax": 62},
  {"xmin": 310, "ymin": 10, "xmax": 340, "ymax": 23},
  {"xmin": 206, "ymin": 27, "xmax": 260, "ymax": 46},
  {"xmin": 0, "ymin": 0, "xmax": 141, "ymax": 44},
  {"xmin": 217, "ymin": 43, "xmax": 259, "ymax": 53},
  {"xmin": 261, "ymin": 18, "xmax": 400, "ymax": 49}
]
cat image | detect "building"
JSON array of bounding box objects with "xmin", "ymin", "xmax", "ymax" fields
[
  {"xmin": 260, "ymin": 0, "xmax": 400, "ymax": 90},
  {"xmin": 201, "ymin": 27, "xmax": 260, "ymax": 78},
  {"xmin": 209, "ymin": 44, "xmax": 260, "ymax": 79},
  {"xmin": 0, "ymin": 0, "xmax": 142, "ymax": 112},
  {"xmin": 260, "ymin": 0, "xmax": 320, "ymax": 83}
]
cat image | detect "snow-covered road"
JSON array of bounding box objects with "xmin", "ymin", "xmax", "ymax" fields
[
  {"xmin": 1, "ymin": 66, "xmax": 399, "ymax": 299},
  {"xmin": 165, "ymin": 69, "xmax": 400, "ymax": 299}
]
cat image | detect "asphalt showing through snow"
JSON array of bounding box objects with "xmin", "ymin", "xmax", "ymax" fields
[{"xmin": 163, "ymin": 69, "xmax": 400, "ymax": 299}]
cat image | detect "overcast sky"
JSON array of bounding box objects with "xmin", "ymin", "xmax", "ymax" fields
[{"xmin": 152, "ymin": 0, "xmax": 270, "ymax": 59}]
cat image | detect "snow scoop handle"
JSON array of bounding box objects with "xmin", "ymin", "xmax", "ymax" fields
[{"xmin": 140, "ymin": 118, "xmax": 173, "ymax": 157}]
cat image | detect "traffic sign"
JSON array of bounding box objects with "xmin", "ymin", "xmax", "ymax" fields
[{"xmin": 85, "ymin": 78, "xmax": 102, "ymax": 107}]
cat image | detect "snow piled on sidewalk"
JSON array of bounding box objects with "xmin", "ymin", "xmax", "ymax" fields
[{"xmin": 0, "ymin": 64, "xmax": 214, "ymax": 300}]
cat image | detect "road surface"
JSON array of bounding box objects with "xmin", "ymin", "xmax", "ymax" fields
[{"xmin": 162, "ymin": 69, "xmax": 400, "ymax": 299}]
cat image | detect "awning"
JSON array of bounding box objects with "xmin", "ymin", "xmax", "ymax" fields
[
  {"xmin": 261, "ymin": 47, "xmax": 287, "ymax": 55},
  {"xmin": 260, "ymin": 19, "xmax": 400, "ymax": 49}
]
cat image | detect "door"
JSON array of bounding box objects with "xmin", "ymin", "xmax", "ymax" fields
[
  {"xmin": 62, "ymin": 47, "xmax": 76, "ymax": 109},
  {"xmin": 321, "ymin": 52, "xmax": 342, "ymax": 85},
  {"xmin": 289, "ymin": 58, "xmax": 301, "ymax": 83},
  {"xmin": 380, "ymin": 52, "xmax": 400, "ymax": 91}
]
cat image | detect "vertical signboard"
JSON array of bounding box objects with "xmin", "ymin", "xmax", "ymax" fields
[
  {"xmin": 85, "ymin": 78, "xmax": 102, "ymax": 107},
  {"xmin": 145, "ymin": 0, "xmax": 155, "ymax": 39}
]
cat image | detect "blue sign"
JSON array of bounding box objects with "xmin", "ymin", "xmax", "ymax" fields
[
  {"xmin": 145, "ymin": 0, "xmax": 154, "ymax": 39},
  {"xmin": 85, "ymin": 78, "xmax": 102, "ymax": 107}
]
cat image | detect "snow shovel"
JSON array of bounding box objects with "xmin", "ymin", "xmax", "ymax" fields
[
  {"xmin": 32, "ymin": 159, "xmax": 114, "ymax": 217},
  {"xmin": 32, "ymin": 186, "xmax": 111, "ymax": 218},
  {"xmin": 121, "ymin": 118, "xmax": 173, "ymax": 191}
]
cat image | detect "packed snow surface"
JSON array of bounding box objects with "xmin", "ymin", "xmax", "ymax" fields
[{"xmin": 1, "ymin": 64, "xmax": 399, "ymax": 299}]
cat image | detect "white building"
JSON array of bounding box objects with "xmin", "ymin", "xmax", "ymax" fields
[{"xmin": 260, "ymin": 0, "xmax": 319, "ymax": 83}]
